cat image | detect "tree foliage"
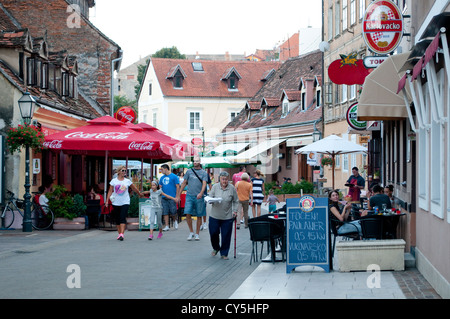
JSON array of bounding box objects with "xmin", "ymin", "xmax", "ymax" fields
[{"xmin": 152, "ymin": 46, "xmax": 186, "ymax": 59}]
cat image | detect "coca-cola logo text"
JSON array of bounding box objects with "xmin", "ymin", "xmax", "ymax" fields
[
  {"xmin": 65, "ymin": 132, "xmax": 132, "ymax": 139},
  {"xmin": 114, "ymin": 106, "xmax": 136, "ymax": 123},
  {"xmin": 129, "ymin": 141, "xmax": 156, "ymax": 151},
  {"xmin": 43, "ymin": 140, "xmax": 63, "ymax": 149}
]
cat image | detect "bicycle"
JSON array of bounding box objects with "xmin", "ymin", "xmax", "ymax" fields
[{"xmin": 1, "ymin": 190, "xmax": 54, "ymax": 230}]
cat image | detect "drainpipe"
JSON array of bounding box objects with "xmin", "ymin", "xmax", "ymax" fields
[{"xmin": 110, "ymin": 50, "xmax": 123, "ymax": 116}]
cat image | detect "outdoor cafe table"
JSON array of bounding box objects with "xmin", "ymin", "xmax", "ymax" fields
[
  {"xmin": 359, "ymin": 211, "xmax": 406, "ymax": 239},
  {"xmin": 264, "ymin": 214, "xmax": 286, "ymax": 263}
]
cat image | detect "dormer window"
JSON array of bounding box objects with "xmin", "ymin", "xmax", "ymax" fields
[
  {"xmin": 221, "ymin": 67, "xmax": 241, "ymax": 91},
  {"xmin": 26, "ymin": 57, "xmax": 36, "ymax": 86},
  {"xmin": 173, "ymin": 70, "xmax": 184, "ymax": 88},
  {"xmin": 166, "ymin": 64, "xmax": 186, "ymax": 89},
  {"xmin": 229, "ymin": 73, "xmax": 238, "ymax": 90}
]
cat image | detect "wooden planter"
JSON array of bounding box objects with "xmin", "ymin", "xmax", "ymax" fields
[{"xmin": 53, "ymin": 217, "xmax": 86, "ymax": 230}]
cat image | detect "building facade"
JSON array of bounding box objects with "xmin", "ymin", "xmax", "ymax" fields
[{"xmin": 137, "ymin": 58, "xmax": 281, "ymax": 153}]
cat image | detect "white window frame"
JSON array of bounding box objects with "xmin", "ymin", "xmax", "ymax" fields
[
  {"xmin": 328, "ymin": 6, "xmax": 333, "ymax": 41},
  {"xmin": 343, "ymin": 154, "xmax": 349, "ymax": 172},
  {"xmin": 341, "ymin": 85, "xmax": 348, "ymax": 103},
  {"xmin": 359, "ymin": 0, "xmax": 365, "ymax": 20},
  {"xmin": 282, "ymin": 98, "xmax": 289, "ymax": 117},
  {"xmin": 350, "ymin": 85, "xmax": 356, "ymax": 100},
  {"xmin": 350, "ymin": 0, "xmax": 356, "ymax": 25},
  {"xmin": 335, "ymin": 2, "xmax": 340, "ymax": 37},
  {"xmin": 152, "ymin": 108, "xmax": 158, "ymax": 128},
  {"xmin": 229, "ymin": 111, "xmax": 239, "ymax": 122},
  {"xmin": 188, "ymin": 110, "xmax": 202, "ymax": 131},
  {"xmin": 342, "ymin": 0, "xmax": 348, "ymax": 32}
]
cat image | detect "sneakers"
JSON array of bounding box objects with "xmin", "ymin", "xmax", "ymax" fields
[
  {"xmin": 200, "ymin": 223, "xmax": 208, "ymax": 231},
  {"xmin": 187, "ymin": 233, "xmax": 194, "ymax": 241},
  {"xmin": 148, "ymin": 235, "xmax": 153, "ymax": 240},
  {"xmin": 194, "ymin": 234, "xmax": 200, "ymax": 241},
  {"xmin": 174, "ymin": 220, "xmax": 178, "ymax": 230},
  {"xmin": 162, "ymin": 226, "xmax": 170, "ymax": 232},
  {"xmin": 117, "ymin": 234, "xmax": 124, "ymax": 241},
  {"xmin": 157, "ymin": 232, "xmax": 163, "ymax": 239}
]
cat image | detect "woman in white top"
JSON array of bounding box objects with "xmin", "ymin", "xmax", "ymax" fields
[{"xmin": 106, "ymin": 165, "xmax": 142, "ymax": 241}]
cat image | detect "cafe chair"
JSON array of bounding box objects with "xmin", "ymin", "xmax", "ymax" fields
[
  {"xmin": 248, "ymin": 218, "xmax": 284, "ymax": 265},
  {"xmin": 360, "ymin": 217, "xmax": 383, "ymax": 240},
  {"xmin": 330, "ymin": 217, "xmax": 360, "ymax": 257},
  {"xmin": 86, "ymin": 199, "xmax": 101, "ymax": 229}
]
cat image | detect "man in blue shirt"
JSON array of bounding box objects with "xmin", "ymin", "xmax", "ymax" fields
[{"xmin": 159, "ymin": 164, "xmax": 180, "ymax": 231}]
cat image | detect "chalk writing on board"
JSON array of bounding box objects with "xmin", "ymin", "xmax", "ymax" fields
[{"xmin": 286, "ymin": 196, "xmax": 330, "ymax": 273}]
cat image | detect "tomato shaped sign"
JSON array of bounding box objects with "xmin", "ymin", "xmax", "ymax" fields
[{"xmin": 328, "ymin": 53, "xmax": 371, "ymax": 85}]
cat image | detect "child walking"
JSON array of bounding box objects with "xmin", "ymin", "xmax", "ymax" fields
[
  {"xmin": 143, "ymin": 181, "xmax": 175, "ymax": 240},
  {"xmin": 265, "ymin": 189, "xmax": 280, "ymax": 213}
]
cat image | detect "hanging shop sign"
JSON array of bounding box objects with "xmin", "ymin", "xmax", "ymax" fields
[
  {"xmin": 362, "ymin": 0, "xmax": 403, "ymax": 55},
  {"xmin": 114, "ymin": 106, "xmax": 136, "ymax": 123},
  {"xmin": 363, "ymin": 55, "xmax": 389, "ymax": 68},
  {"xmin": 347, "ymin": 102, "xmax": 367, "ymax": 130},
  {"xmin": 328, "ymin": 52, "xmax": 371, "ymax": 85}
]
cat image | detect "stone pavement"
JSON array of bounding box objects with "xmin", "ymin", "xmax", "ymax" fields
[{"xmin": 0, "ymin": 216, "xmax": 441, "ymax": 300}]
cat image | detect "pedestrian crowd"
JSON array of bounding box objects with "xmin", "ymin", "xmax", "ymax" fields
[{"xmin": 105, "ymin": 163, "xmax": 274, "ymax": 260}]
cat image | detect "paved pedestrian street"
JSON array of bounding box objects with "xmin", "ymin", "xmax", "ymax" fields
[{"xmin": 0, "ymin": 219, "xmax": 441, "ymax": 302}]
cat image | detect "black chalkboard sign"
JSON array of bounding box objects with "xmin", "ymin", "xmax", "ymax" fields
[{"xmin": 286, "ymin": 196, "xmax": 330, "ymax": 273}]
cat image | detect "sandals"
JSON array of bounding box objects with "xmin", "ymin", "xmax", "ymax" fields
[{"xmin": 211, "ymin": 250, "xmax": 219, "ymax": 256}]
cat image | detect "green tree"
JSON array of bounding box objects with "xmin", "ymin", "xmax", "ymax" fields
[
  {"xmin": 152, "ymin": 46, "xmax": 186, "ymax": 59},
  {"xmin": 134, "ymin": 47, "xmax": 185, "ymax": 100},
  {"xmin": 134, "ymin": 59, "xmax": 149, "ymax": 100}
]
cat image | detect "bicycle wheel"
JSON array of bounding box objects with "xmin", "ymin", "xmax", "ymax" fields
[
  {"xmin": 1, "ymin": 206, "xmax": 15, "ymax": 229},
  {"xmin": 31, "ymin": 205, "xmax": 54, "ymax": 230}
]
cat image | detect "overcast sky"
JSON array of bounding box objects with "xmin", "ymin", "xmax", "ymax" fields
[{"xmin": 89, "ymin": 0, "xmax": 322, "ymax": 68}]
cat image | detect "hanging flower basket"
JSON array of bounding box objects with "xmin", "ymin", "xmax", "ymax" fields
[
  {"xmin": 6, "ymin": 124, "xmax": 45, "ymax": 154},
  {"xmin": 321, "ymin": 157, "xmax": 334, "ymax": 167}
]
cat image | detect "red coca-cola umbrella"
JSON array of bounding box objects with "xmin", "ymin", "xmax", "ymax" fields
[
  {"xmin": 135, "ymin": 122, "xmax": 194, "ymax": 158},
  {"xmin": 44, "ymin": 116, "xmax": 175, "ymax": 160}
]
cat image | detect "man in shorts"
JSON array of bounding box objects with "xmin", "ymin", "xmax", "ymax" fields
[
  {"xmin": 159, "ymin": 164, "xmax": 180, "ymax": 231},
  {"xmin": 177, "ymin": 160, "xmax": 207, "ymax": 240}
]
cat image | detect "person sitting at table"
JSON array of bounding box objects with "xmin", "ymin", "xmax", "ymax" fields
[
  {"xmin": 328, "ymin": 190, "xmax": 362, "ymax": 236},
  {"xmin": 369, "ymin": 184, "xmax": 392, "ymax": 211},
  {"xmin": 384, "ymin": 184, "xmax": 394, "ymax": 207}
]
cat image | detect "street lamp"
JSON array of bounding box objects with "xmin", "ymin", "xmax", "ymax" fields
[{"xmin": 18, "ymin": 92, "xmax": 37, "ymax": 232}]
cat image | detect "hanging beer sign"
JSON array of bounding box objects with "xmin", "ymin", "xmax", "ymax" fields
[
  {"xmin": 347, "ymin": 102, "xmax": 367, "ymax": 130},
  {"xmin": 362, "ymin": 0, "xmax": 403, "ymax": 55}
]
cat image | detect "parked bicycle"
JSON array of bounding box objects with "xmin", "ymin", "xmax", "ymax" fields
[{"xmin": 1, "ymin": 190, "xmax": 54, "ymax": 230}]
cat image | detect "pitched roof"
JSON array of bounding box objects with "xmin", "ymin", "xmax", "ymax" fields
[
  {"xmin": 0, "ymin": 59, "xmax": 101, "ymax": 119},
  {"xmin": 149, "ymin": 58, "xmax": 281, "ymax": 98},
  {"xmin": 224, "ymin": 50, "xmax": 323, "ymax": 131}
]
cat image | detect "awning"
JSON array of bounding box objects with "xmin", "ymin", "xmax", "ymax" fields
[
  {"xmin": 226, "ymin": 139, "xmax": 286, "ymax": 164},
  {"xmin": 357, "ymin": 53, "xmax": 411, "ymax": 121},
  {"xmin": 286, "ymin": 136, "xmax": 313, "ymax": 147},
  {"xmin": 205, "ymin": 142, "xmax": 248, "ymax": 157},
  {"xmin": 200, "ymin": 156, "xmax": 240, "ymax": 168}
]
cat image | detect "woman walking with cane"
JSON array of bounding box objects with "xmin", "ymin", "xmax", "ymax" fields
[{"xmin": 207, "ymin": 171, "xmax": 238, "ymax": 260}]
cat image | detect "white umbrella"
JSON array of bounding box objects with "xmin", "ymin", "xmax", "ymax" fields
[{"xmin": 295, "ymin": 135, "xmax": 367, "ymax": 189}]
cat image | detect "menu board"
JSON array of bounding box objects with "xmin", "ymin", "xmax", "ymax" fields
[
  {"xmin": 286, "ymin": 196, "xmax": 330, "ymax": 273},
  {"xmin": 139, "ymin": 198, "xmax": 153, "ymax": 230}
]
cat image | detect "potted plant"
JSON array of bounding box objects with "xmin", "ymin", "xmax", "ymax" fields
[
  {"xmin": 321, "ymin": 157, "xmax": 334, "ymax": 167},
  {"xmin": 5, "ymin": 124, "xmax": 45, "ymax": 154},
  {"xmin": 47, "ymin": 185, "xmax": 86, "ymax": 230}
]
